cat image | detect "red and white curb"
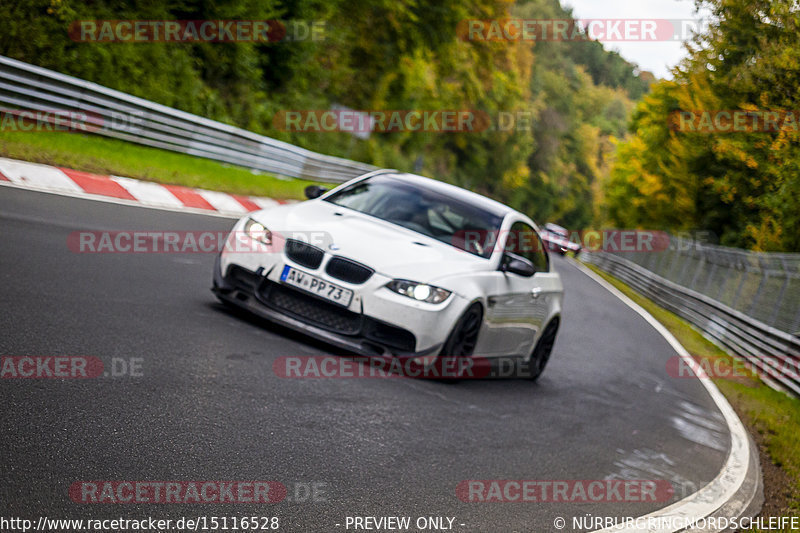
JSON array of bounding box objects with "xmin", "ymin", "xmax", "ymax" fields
[{"xmin": 0, "ymin": 157, "xmax": 290, "ymax": 217}]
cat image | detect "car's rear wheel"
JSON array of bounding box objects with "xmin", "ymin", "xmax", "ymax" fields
[{"xmin": 527, "ymin": 318, "xmax": 559, "ymax": 381}]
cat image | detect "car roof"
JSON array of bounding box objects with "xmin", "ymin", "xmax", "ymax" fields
[{"xmin": 545, "ymin": 222, "xmax": 567, "ymax": 232}]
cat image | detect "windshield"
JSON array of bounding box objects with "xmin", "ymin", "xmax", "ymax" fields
[
  {"xmin": 324, "ymin": 175, "xmax": 504, "ymax": 258},
  {"xmin": 545, "ymin": 224, "xmax": 568, "ymax": 238}
]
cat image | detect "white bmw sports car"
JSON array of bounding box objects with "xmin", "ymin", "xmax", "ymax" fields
[{"xmin": 213, "ymin": 170, "xmax": 563, "ymax": 379}]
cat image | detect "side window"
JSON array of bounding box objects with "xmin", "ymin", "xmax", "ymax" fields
[{"xmin": 506, "ymin": 221, "xmax": 549, "ymax": 273}]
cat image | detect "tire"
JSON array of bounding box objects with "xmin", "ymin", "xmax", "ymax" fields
[
  {"xmin": 427, "ymin": 303, "xmax": 483, "ymax": 381},
  {"xmin": 440, "ymin": 303, "xmax": 483, "ymax": 357},
  {"xmin": 526, "ymin": 319, "xmax": 559, "ymax": 381}
]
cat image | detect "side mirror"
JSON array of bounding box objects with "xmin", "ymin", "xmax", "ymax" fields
[
  {"xmin": 500, "ymin": 252, "xmax": 535, "ymax": 277},
  {"xmin": 305, "ymin": 185, "xmax": 329, "ymax": 200}
]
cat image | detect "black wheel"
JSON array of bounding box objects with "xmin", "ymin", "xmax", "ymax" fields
[
  {"xmin": 527, "ymin": 319, "xmax": 559, "ymax": 381},
  {"xmin": 440, "ymin": 303, "xmax": 483, "ymax": 357},
  {"xmin": 427, "ymin": 303, "xmax": 483, "ymax": 381}
]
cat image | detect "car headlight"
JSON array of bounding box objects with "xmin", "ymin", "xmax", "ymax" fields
[
  {"xmin": 243, "ymin": 218, "xmax": 272, "ymax": 245},
  {"xmin": 386, "ymin": 280, "xmax": 451, "ymax": 304}
]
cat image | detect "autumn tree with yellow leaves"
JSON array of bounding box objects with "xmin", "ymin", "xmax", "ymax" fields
[{"xmin": 603, "ymin": 0, "xmax": 800, "ymax": 251}]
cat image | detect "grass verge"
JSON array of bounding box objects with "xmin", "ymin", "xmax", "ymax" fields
[
  {"xmin": 582, "ymin": 261, "xmax": 800, "ymax": 525},
  {"xmin": 0, "ymin": 131, "xmax": 325, "ymax": 200}
]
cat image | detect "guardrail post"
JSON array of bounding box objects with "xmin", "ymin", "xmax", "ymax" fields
[
  {"xmin": 730, "ymin": 259, "xmax": 750, "ymax": 309},
  {"xmin": 746, "ymin": 256, "xmax": 768, "ymax": 316},
  {"xmin": 667, "ymin": 247, "xmax": 684, "ymax": 281},
  {"xmin": 768, "ymin": 257, "xmax": 790, "ymax": 327},
  {"xmin": 703, "ymin": 260, "xmax": 719, "ymax": 296},
  {"xmin": 644, "ymin": 247, "xmax": 659, "ymax": 271},
  {"xmin": 689, "ymin": 252, "xmax": 706, "ymax": 290},
  {"xmin": 792, "ymin": 305, "xmax": 800, "ymax": 336},
  {"xmin": 678, "ymin": 249, "xmax": 694, "ymax": 285}
]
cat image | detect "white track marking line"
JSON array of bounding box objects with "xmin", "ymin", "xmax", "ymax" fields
[{"xmin": 569, "ymin": 258, "xmax": 753, "ymax": 533}]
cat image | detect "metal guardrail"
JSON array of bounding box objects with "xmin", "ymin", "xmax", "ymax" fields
[
  {"xmin": 0, "ymin": 55, "xmax": 376, "ymax": 183},
  {"xmin": 584, "ymin": 250, "xmax": 800, "ymax": 396},
  {"xmin": 607, "ymin": 237, "xmax": 800, "ymax": 335}
]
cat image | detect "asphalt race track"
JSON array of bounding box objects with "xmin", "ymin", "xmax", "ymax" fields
[{"xmin": 1, "ymin": 186, "xmax": 732, "ymax": 532}]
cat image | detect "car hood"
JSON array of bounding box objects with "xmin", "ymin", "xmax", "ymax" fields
[{"xmin": 251, "ymin": 201, "xmax": 492, "ymax": 283}]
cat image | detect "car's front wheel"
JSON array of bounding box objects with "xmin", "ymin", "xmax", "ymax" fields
[
  {"xmin": 429, "ymin": 303, "xmax": 484, "ymax": 380},
  {"xmin": 440, "ymin": 303, "xmax": 483, "ymax": 357},
  {"xmin": 526, "ymin": 318, "xmax": 559, "ymax": 381}
]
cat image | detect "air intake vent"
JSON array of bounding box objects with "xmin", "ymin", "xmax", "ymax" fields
[
  {"xmin": 325, "ymin": 257, "xmax": 374, "ymax": 284},
  {"xmin": 284, "ymin": 239, "xmax": 324, "ymax": 269},
  {"xmin": 263, "ymin": 282, "xmax": 361, "ymax": 334}
]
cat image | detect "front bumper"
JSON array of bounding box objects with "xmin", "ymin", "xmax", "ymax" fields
[{"xmin": 212, "ymin": 255, "xmax": 443, "ymax": 359}]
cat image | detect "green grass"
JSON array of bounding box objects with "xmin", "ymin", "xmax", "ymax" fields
[
  {"xmin": 0, "ymin": 131, "xmax": 325, "ymax": 200},
  {"xmin": 583, "ymin": 261, "xmax": 800, "ymax": 523}
]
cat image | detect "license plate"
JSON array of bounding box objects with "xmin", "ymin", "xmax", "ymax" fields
[{"xmin": 280, "ymin": 265, "xmax": 354, "ymax": 307}]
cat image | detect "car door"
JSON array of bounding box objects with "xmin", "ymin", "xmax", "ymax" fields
[{"xmin": 487, "ymin": 221, "xmax": 553, "ymax": 356}]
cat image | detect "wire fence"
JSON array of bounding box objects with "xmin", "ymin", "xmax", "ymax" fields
[
  {"xmin": 607, "ymin": 237, "xmax": 800, "ymax": 335},
  {"xmin": 584, "ymin": 236, "xmax": 800, "ymax": 396}
]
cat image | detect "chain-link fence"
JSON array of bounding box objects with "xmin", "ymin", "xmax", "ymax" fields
[
  {"xmin": 583, "ymin": 235, "xmax": 800, "ymax": 396},
  {"xmin": 603, "ymin": 236, "xmax": 800, "ymax": 336}
]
